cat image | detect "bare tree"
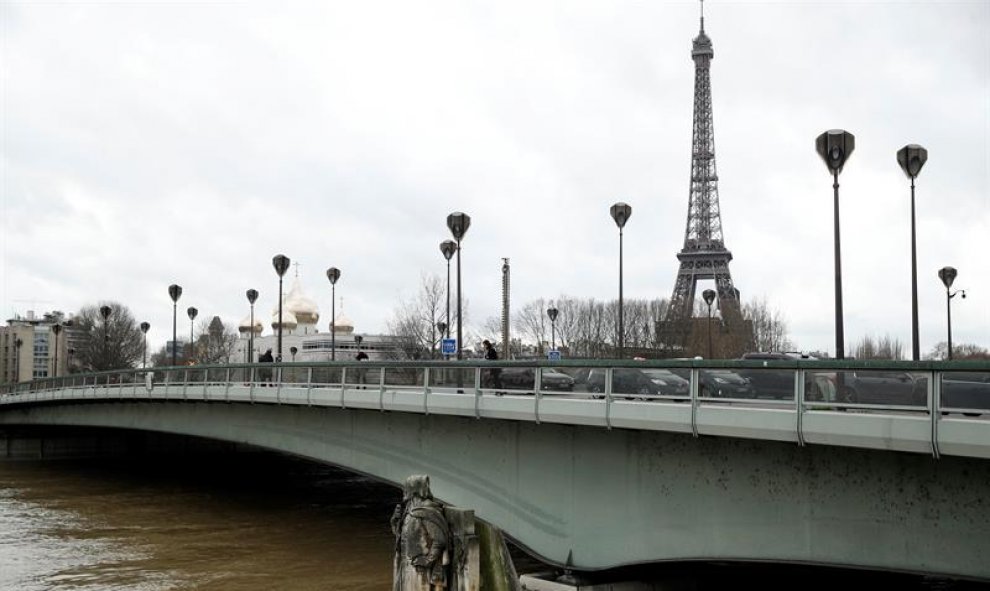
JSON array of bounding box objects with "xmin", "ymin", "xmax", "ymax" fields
[
  {"xmin": 386, "ymin": 273, "xmax": 459, "ymax": 359},
  {"xmin": 193, "ymin": 316, "xmax": 239, "ymax": 364},
  {"xmin": 72, "ymin": 302, "xmax": 144, "ymax": 371},
  {"xmin": 853, "ymin": 334, "xmax": 905, "ymax": 360},
  {"xmin": 743, "ymin": 298, "xmax": 793, "ymax": 353},
  {"xmin": 924, "ymin": 342, "xmax": 990, "ymax": 361}
]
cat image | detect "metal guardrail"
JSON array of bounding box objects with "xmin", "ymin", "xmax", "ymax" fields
[{"xmin": 2, "ymin": 359, "xmax": 989, "ymax": 459}]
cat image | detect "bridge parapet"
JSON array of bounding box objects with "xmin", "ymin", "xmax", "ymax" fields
[{"xmin": 3, "ymin": 359, "xmax": 988, "ymax": 460}]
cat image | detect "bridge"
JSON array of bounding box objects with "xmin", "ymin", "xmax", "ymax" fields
[{"xmin": 2, "ymin": 358, "xmax": 989, "ymax": 582}]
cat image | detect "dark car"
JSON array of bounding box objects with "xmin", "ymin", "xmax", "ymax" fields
[
  {"xmin": 669, "ymin": 368, "xmax": 757, "ymax": 399},
  {"xmin": 586, "ymin": 368, "xmax": 662, "ymax": 397},
  {"xmin": 639, "ymin": 369, "xmax": 690, "ymax": 397},
  {"xmin": 940, "ymin": 372, "xmax": 990, "ymax": 412},
  {"xmin": 838, "ymin": 370, "xmax": 927, "ymax": 406},
  {"xmin": 500, "ymin": 367, "xmax": 575, "ymax": 391},
  {"xmin": 738, "ymin": 352, "xmax": 835, "ymax": 401}
]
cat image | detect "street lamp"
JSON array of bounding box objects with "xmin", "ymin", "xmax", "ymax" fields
[
  {"xmin": 897, "ymin": 144, "xmax": 928, "ymax": 361},
  {"xmin": 326, "ymin": 267, "xmax": 341, "ymax": 361},
  {"xmin": 187, "ymin": 306, "xmax": 198, "ymax": 364},
  {"xmin": 168, "ymin": 284, "xmax": 182, "ymax": 366},
  {"xmin": 246, "ymin": 289, "xmax": 259, "ymax": 363},
  {"xmin": 446, "ymin": 212, "xmax": 471, "ymax": 360},
  {"xmin": 546, "ymin": 305, "xmax": 559, "ymax": 351},
  {"xmin": 140, "ymin": 322, "xmax": 150, "ymax": 368},
  {"xmin": 13, "ymin": 337, "xmax": 23, "ymax": 382},
  {"xmin": 610, "ymin": 202, "xmax": 632, "ymax": 359},
  {"xmin": 290, "ymin": 346, "xmax": 298, "ymax": 362},
  {"xmin": 702, "ymin": 289, "xmax": 716, "ymax": 359},
  {"xmin": 436, "ymin": 321, "xmax": 447, "ymax": 359},
  {"xmin": 440, "ymin": 240, "xmax": 456, "ymax": 341},
  {"xmin": 273, "ymin": 254, "xmax": 291, "ymax": 362},
  {"xmin": 100, "ymin": 305, "xmax": 112, "ymax": 368},
  {"xmin": 815, "ymin": 129, "xmax": 855, "ymax": 359},
  {"xmin": 938, "ymin": 266, "xmax": 966, "ymax": 360},
  {"xmin": 51, "ymin": 323, "xmax": 63, "ymax": 378}
]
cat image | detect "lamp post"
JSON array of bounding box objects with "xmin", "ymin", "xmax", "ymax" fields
[
  {"xmin": 187, "ymin": 306, "xmax": 198, "ymax": 364},
  {"xmin": 354, "ymin": 334, "xmax": 363, "ymax": 360},
  {"xmin": 815, "ymin": 130, "xmax": 855, "ymax": 359},
  {"xmin": 246, "ymin": 289, "xmax": 258, "ymax": 363},
  {"xmin": 168, "ymin": 284, "xmax": 182, "ymax": 366},
  {"xmin": 273, "ymin": 254, "xmax": 290, "ymax": 362},
  {"xmin": 140, "ymin": 322, "xmax": 150, "ymax": 368},
  {"xmin": 51, "ymin": 323, "xmax": 63, "ymax": 378},
  {"xmin": 610, "ymin": 202, "xmax": 632, "ymax": 359},
  {"xmin": 100, "ymin": 305, "xmax": 112, "ymax": 369},
  {"xmin": 436, "ymin": 321, "xmax": 447, "ymax": 359},
  {"xmin": 897, "ymin": 144, "xmax": 928, "ymax": 361},
  {"xmin": 546, "ymin": 305, "xmax": 558, "ymax": 351},
  {"xmin": 440, "ymin": 240, "xmax": 456, "ymax": 341},
  {"xmin": 326, "ymin": 267, "xmax": 341, "ymax": 361},
  {"xmin": 446, "ymin": 213, "xmax": 471, "ymax": 359},
  {"xmin": 702, "ymin": 289, "xmax": 716, "ymax": 359},
  {"xmin": 13, "ymin": 337, "xmax": 23, "ymax": 382},
  {"xmin": 290, "ymin": 346, "xmax": 298, "ymax": 362},
  {"xmin": 938, "ymin": 266, "xmax": 965, "ymax": 360}
]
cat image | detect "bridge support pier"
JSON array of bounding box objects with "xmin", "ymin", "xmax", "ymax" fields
[{"xmin": 391, "ymin": 474, "xmax": 520, "ymax": 591}]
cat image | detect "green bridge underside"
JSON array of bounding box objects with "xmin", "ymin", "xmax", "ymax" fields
[{"xmin": 2, "ymin": 392, "xmax": 988, "ymax": 581}]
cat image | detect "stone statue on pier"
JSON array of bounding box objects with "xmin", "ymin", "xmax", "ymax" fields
[{"xmin": 392, "ymin": 474, "xmax": 451, "ymax": 591}]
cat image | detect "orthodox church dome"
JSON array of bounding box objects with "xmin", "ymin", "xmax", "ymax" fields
[
  {"xmin": 285, "ymin": 277, "xmax": 320, "ymax": 325},
  {"xmin": 271, "ymin": 309, "xmax": 298, "ymax": 330},
  {"xmin": 331, "ymin": 312, "xmax": 354, "ymax": 335},
  {"xmin": 238, "ymin": 314, "xmax": 263, "ymax": 335}
]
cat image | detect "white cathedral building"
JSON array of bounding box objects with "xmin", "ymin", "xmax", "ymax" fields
[{"xmin": 232, "ymin": 275, "xmax": 401, "ymax": 363}]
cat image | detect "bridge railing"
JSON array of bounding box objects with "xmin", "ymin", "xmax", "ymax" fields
[{"xmin": 3, "ymin": 358, "xmax": 988, "ymax": 458}]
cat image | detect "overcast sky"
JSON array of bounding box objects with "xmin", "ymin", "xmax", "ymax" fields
[{"xmin": 2, "ymin": 0, "xmax": 988, "ymax": 357}]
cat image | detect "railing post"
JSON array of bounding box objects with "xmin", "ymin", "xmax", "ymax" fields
[
  {"xmin": 796, "ymin": 368, "xmax": 806, "ymax": 447},
  {"xmin": 379, "ymin": 366, "xmax": 386, "ymax": 413},
  {"xmin": 931, "ymin": 369, "xmax": 941, "ymax": 459},
  {"xmin": 474, "ymin": 365, "xmax": 481, "ymax": 419},
  {"xmin": 423, "ymin": 367, "xmax": 431, "ymax": 415},
  {"xmin": 182, "ymin": 369, "xmax": 189, "ymax": 401},
  {"xmin": 690, "ymin": 367, "xmax": 700, "ymax": 438},
  {"xmin": 307, "ymin": 366, "xmax": 313, "ymax": 407},
  {"xmin": 604, "ymin": 367, "xmax": 613, "ymax": 430},
  {"xmin": 276, "ymin": 366, "xmax": 283, "ymax": 404},
  {"xmin": 340, "ymin": 367, "xmax": 347, "ymax": 409},
  {"xmin": 224, "ymin": 368, "xmax": 231, "ymax": 403},
  {"xmin": 534, "ymin": 367, "xmax": 542, "ymax": 424},
  {"xmin": 249, "ymin": 366, "xmax": 256, "ymax": 403}
]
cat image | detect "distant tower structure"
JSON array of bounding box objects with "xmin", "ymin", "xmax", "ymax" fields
[
  {"xmin": 501, "ymin": 258, "xmax": 510, "ymax": 359},
  {"xmin": 667, "ymin": 0, "xmax": 741, "ymax": 327}
]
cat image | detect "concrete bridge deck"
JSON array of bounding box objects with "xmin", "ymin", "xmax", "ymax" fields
[{"xmin": 2, "ymin": 359, "xmax": 989, "ymax": 581}]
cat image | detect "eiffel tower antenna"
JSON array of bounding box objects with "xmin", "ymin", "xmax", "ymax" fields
[{"xmin": 666, "ymin": 1, "xmax": 741, "ymax": 335}]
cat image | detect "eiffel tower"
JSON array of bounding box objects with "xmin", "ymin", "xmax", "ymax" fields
[{"xmin": 666, "ymin": 1, "xmax": 741, "ymax": 334}]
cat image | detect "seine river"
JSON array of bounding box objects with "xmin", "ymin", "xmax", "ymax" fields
[
  {"xmin": 0, "ymin": 453, "xmax": 398, "ymax": 591},
  {"xmin": 1, "ymin": 452, "xmax": 986, "ymax": 591}
]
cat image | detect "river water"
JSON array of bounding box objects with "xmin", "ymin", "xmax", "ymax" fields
[
  {"xmin": 0, "ymin": 453, "xmax": 398, "ymax": 591},
  {"xmin": 2, "ymin": 452, "xmax": 985, "ymax": 591}
]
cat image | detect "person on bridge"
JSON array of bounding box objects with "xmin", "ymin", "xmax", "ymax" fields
[
  {"xmin": 258, "ymin": 348, "xmax": 274, "ymax": 386},
  {"xmin": 482, "ymin": 340, "xmax": 502, "ymax": 391},
  {"xmin": 355, "ymin": 349, "xmax": 369, "ymax": 387}
]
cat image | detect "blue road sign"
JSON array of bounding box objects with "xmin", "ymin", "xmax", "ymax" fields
[
  {"xmin": 441, "ymin": 338, "xmax": 457, "ymax": 356},
  {"xmin": 547, "ymin": 349, "xmax": 561, "ymax": 361}
]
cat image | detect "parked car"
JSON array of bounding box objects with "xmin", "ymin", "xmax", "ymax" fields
[
  {"xmin": 499, "ymin": 367, "xmax": 575, "ymax": 391},
  {"xmin": 737, "ymin": 352, "xmax": 835, "ymax": 401},
  {"xmin": 838, "ymin": 371, "xmax": 927, "ymax": 406},
  {"xmin": 668, "ymin": 368, "xmax": 757, "ymax": 399},
  {"xmin": 941, "ymin": 372, "xmax": 990, "ymax": 412},
  {"xmin": 638, "ymin": 369, "xmax": 690, "ymax": 397},
  {"xmin": 586, "ymin": 368, "xmax": 663, "ymax": 397}
]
